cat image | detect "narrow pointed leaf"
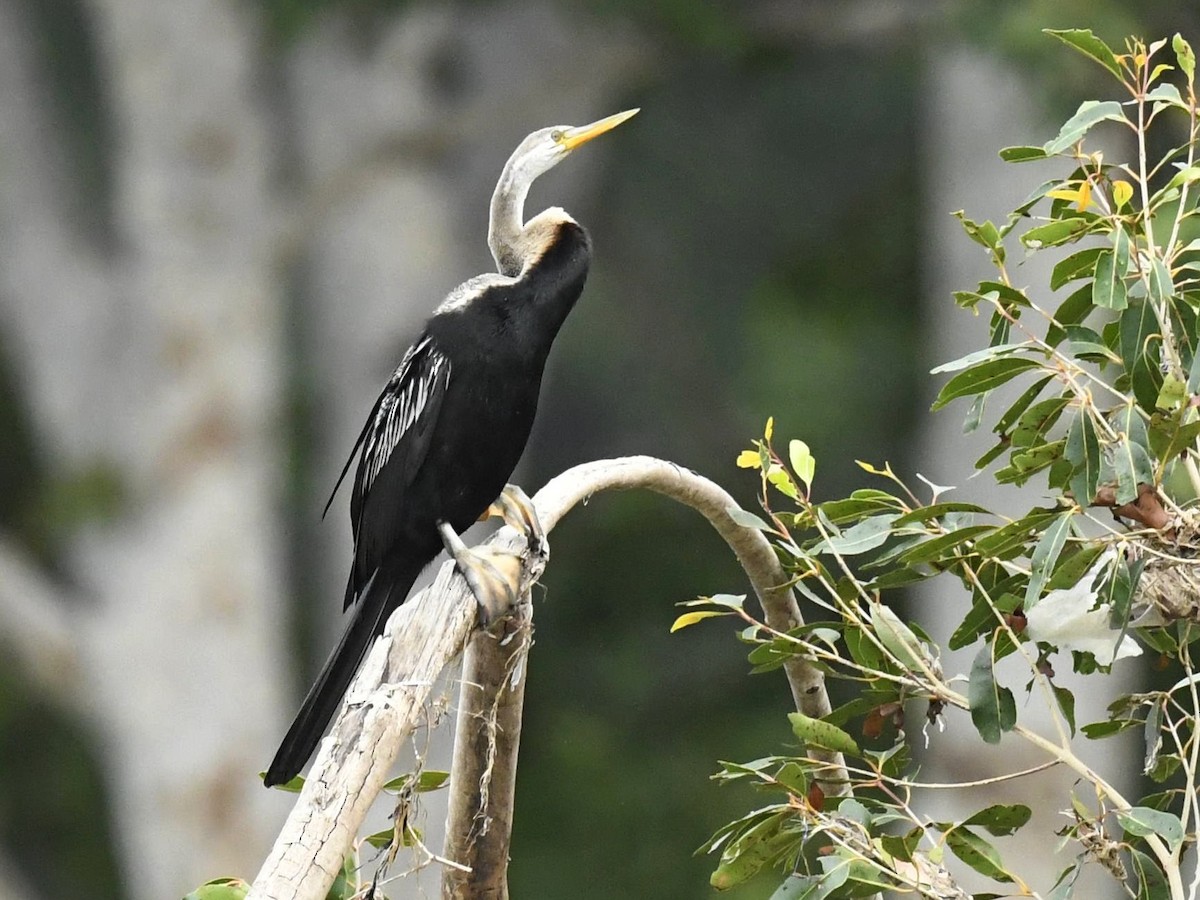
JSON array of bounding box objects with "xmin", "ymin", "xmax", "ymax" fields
[
  {"xmin": 969, "ymin": 642, "xmax": 1016, "ymax": 743},
  {"xmin": 944, "ymin": 826, "xmax": 1015, "ymax": 882},
  {"xmin": 1111, "ymin": 436, "xmax": 1155, "ymax": 505},
  {"xmin": 1065, "ymin": 411, "xmax": 1101, "ymax": 504},
  {"xmin": 933, "ymin": 357, "xmax": 1043, "ymax": 410},
  {"xmin": 1093, "ymin": 249, "xmax": 1127, "ymax": 309},
  {"xmin": 963, "ymin": 804, "xmax": 1032, "ymax": 836},
  {"xmin": 1042, "ymin": 100, "xmax": 1127, "ymax": 154},
  {"xmin": 1021, "ymin": 218, "xmax": 1090, "ymax": 249},
  {"xmin": 1044, "ymin": 29, "xmax": 1122, "ymax": 78},
  {"xmin": 788, "ymin": 712, "xmax": 860, "ymax": 757},
  {"xmin": 1052, "ymin": 247, "xmax": 1105, "ymax": 289},
  {"xmin": 1026, "ymin": 510, "xmax": 1073, "ymax": 606}
]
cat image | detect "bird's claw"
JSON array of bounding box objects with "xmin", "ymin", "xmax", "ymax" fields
[
  {"xmin": 438, "ymin": 521, "xmax": 520, "ymax": 628},
  {"xmin": 484, "ymin": 484, "xmax": 546, "ymax": 558}
]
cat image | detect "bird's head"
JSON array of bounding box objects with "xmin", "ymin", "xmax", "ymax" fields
[
  {"xmin": 503, "ymin": 108, "xmax": 640, "ymax": 190},
  {"xmin": 489, "ymin": 108, "xmax": 638, "ymax": 275}
]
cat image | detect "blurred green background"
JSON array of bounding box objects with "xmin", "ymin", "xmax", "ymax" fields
[{"xmin": 0, "ymin": 1, "xmax": 1196, "ymax": 899}]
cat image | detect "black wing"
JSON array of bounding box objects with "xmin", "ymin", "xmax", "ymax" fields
[{"xmin": 325, "ymin": 333, "xmax": 451, "ymax": 607}]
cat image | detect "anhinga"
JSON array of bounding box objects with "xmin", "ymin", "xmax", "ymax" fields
[{"xmin": 264, "ymin": 108, "xmax": 638, "ymax": 788}]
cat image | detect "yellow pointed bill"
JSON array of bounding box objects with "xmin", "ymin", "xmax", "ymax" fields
[{"xmin": 559, "ymin": 108, "xmax": 640, "ymax": 151}]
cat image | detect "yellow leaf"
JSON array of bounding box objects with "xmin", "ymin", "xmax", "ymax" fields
[
  {"xmin": 1112, "ymin": 180, "xmax": 1133, "ymax": 209},
  {"xmin": 1047, "ymin": 182, "xmax": 1093, "ymax": 211},
  {"xmin": 1077, "ymin": 179, "xmax": 1092, "ymax": 211},
  {"xmin": 736, "ymin": 449, "xmax": 761, "ymax": 469},
  {"xmin": 765, "ymin": 416, "xmax": 774, "ymax": 442},
  {"xmin": 670, "ymin": 610, "xmax": 729, "ymax": 633}
]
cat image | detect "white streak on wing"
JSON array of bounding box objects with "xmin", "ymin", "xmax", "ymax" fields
[
  {"xmin": 360, "ymin": 337, "xmax": 450, "ymax": 493},
  {"xmin": 435, "ymin": 272, "xmax": 516, "ymax": 314}
]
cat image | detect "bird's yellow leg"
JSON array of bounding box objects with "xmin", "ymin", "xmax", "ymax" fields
[{"xmin": 437, "ymin": 521, "xmax": 521, "ymax": 627}]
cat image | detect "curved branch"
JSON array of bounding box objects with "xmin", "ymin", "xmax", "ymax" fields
[
  {"xmin": 442, "ymin": 456, "xmax": 843, "ymax": 898},
  {"xmin": 535, "ymin": 457, "xmax": 834, "ymax": 723}
]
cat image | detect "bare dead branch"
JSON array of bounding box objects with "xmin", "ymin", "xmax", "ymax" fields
[{"xmin": 252, "ymin": 456, "xmax": 841, "ymax": 900}]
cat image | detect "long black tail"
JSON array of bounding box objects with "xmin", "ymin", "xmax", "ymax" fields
[{"xmin": 264, "ymin": 560, "xmax": 422, "ymax": 787}]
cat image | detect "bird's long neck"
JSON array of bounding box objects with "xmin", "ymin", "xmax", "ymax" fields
[{"xmin": 488, "ymin": 165, "xmax": 530, "ymax": 278}]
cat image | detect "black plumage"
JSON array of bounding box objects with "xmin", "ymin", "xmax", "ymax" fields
[
  {"xmin": 264, "ymin": 221, "xmax": 591, "ymax": 787},
  {"xmin": 264, "ymin": 109, "xmax": 636, "ymax": 788}
]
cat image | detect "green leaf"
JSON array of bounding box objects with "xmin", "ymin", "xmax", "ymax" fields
[
  {"xmin": 1081, "ymin": 718, "xmax": 1139, "ymax": 739},
  {"xmin": 1011, "ymin": 396, "xmax": 1070, "ymax": 448},
  {"xmin": 1093, "ymin": 249, "xmax": 1127, "ymax": 310},
  {"xmin": 963, "ymin": 804, "xmax": 1032, "ymax": 836},
  {"xmin": 879, "ymin": 827, "xmax": 923, "ymax": 863},
  {"xmin": 1053, "ymin": 685, "xmax": 1077, "ymax": 736},
  {"xmin": 1044, "ymin": 29, "xmax": 1122, "ymax": 78},
  {"xmin": 768, "ymin": 875, "xmax": 819, "ymax": 899},
  {"xmin": 932, "ymin": 357, "xmax": 1044, "ymax": 410},
  {"xmin": 709, "ymin": 813, "xmax": 794, "ymax": 890},
  {"xmin": 726, "ymin": 506, "xmax": 773, "ymax": 531},
  {"xmin": 1175, "ymin": 33, "xmax": 1196, "ymax": 83},
  {"xmin": 1064, "ymin": 324, "xmax": 1118, "ymax": 362},
  {"xmin": 1047, "ymin": 543, "xmax": 1105, "ymax": 590},
  {"xmin": 1111, "ymin": 436, "xmax": 1156, "ymax": 505},
  {"xmin": 1128, "ymin": 848, "xmax": 1171, "ymax": 900},
  {"xmin": 944, "ymin": 826, "xmax": 1014, "ymax": 882},
  {"xmin": 1148, "ymin": 256, "xmax": 1175, "ymax": 306},
  {"xmin": 974, "ymin": 508, "xmax": 1063, "ymax": 557},
  {"xmin": 1157, "ymin": 375, "xmax": 1187, "ymax": 411},
  {"xmin": 1021, "ymin": 218, "xmax": 1090, "ymax": 249},
  {"xmin": 870, "ymin": 601, "xmax": 931, "ymax": 672},
  {"xmin": 1047, "ymin": 862, "xmax": 1084, "ymax": 900},
  {"xmin": 1042, "ymin": 99, "xmax": 1127, "ymax": 154},
  {"xmin": 1000, "ymin": 145, "xmax": 1050, "ymax": 163},
  {"xmin": 813, "ymin": 514, "xmax": 899, "ymax": 556},
  {"xmin": 1152, "ymin": 414, "xmax": 1200, "ymax": 467},
  {"xmin": 1046, "ymin": 285, "xmax": 1094, "ymax": 347},
  {"xmin": 1146, "ymin": 82, "xmax": 1186, "ymax": 110},
  {"xmin": 969, "ymin": 641, "xmax": 1016, "ymax": 744},
  {"xmin": 381, "ymin": 769, "xmax": 451, "ymax": 793},
  {"xmin": 894, "ymin": 525, "xmax": 993, "ymax": 565},
  {"xmin": 1115, "ymin": 807, "xmax": 1184, "ymax": 853},
  {"xmin": 930, "ymin": 343, "xmax": 1030, "ymax": 375},
  {"xmin": 788, "ymin": 712, "xmax": 860, "ymax": 757},
  {"xmin": 979, "ymin": 280, "xmax": 1033, "ymax": 310},
  {"xmin": 950, "ymin": 590, "xmax": 1021, "ymax": 651},
  {"xmin": 994, "ymin": 376, "xmax": 1053, "ymax": 435},
  {"xmin": 184, "ymin": 879, "xmax": 250, "ymax": 900},
  {"xmin": 1026, "ymin": 510, "xmax": 1073, "ymax": 606},
  {"xmin": 953, "ymin": 210, "xmax": 1004, "ymax": 250},
  {"xmin": 1052, "ymin": 247, "xmax": 1105, "ymax": 290},
  {"xmin": 844, "ymin": 626, "xmax": 883, "ymax": 671},
  {"xmin": 996, "ymin": 440, "xmax": 1065, "ymax": 484},
  {"xmin": 891, "ymin": 502, "xmax": 989, "ymax": 527},
  {"xmin": 1064, "ymin": 411, "xmax": 1101, "ymax": 504}
]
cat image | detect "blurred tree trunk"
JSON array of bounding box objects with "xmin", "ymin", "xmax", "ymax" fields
[
  {"xmin": 0, "ymin": 0, "xmax": 288, "ymax": 895},
  {"xmin": 0, "ymin": 0, "xmax": 643, "ymax": 896}
]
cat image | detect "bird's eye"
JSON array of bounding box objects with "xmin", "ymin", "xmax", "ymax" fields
[{"xmin": 550, "ymin": 129, "xmax": 565, "ymax": 143}]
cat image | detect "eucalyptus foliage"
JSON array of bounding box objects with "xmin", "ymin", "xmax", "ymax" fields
[{"xmin": 682, "ymin": 31, "xmax": 1200, "ymax": 899}]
